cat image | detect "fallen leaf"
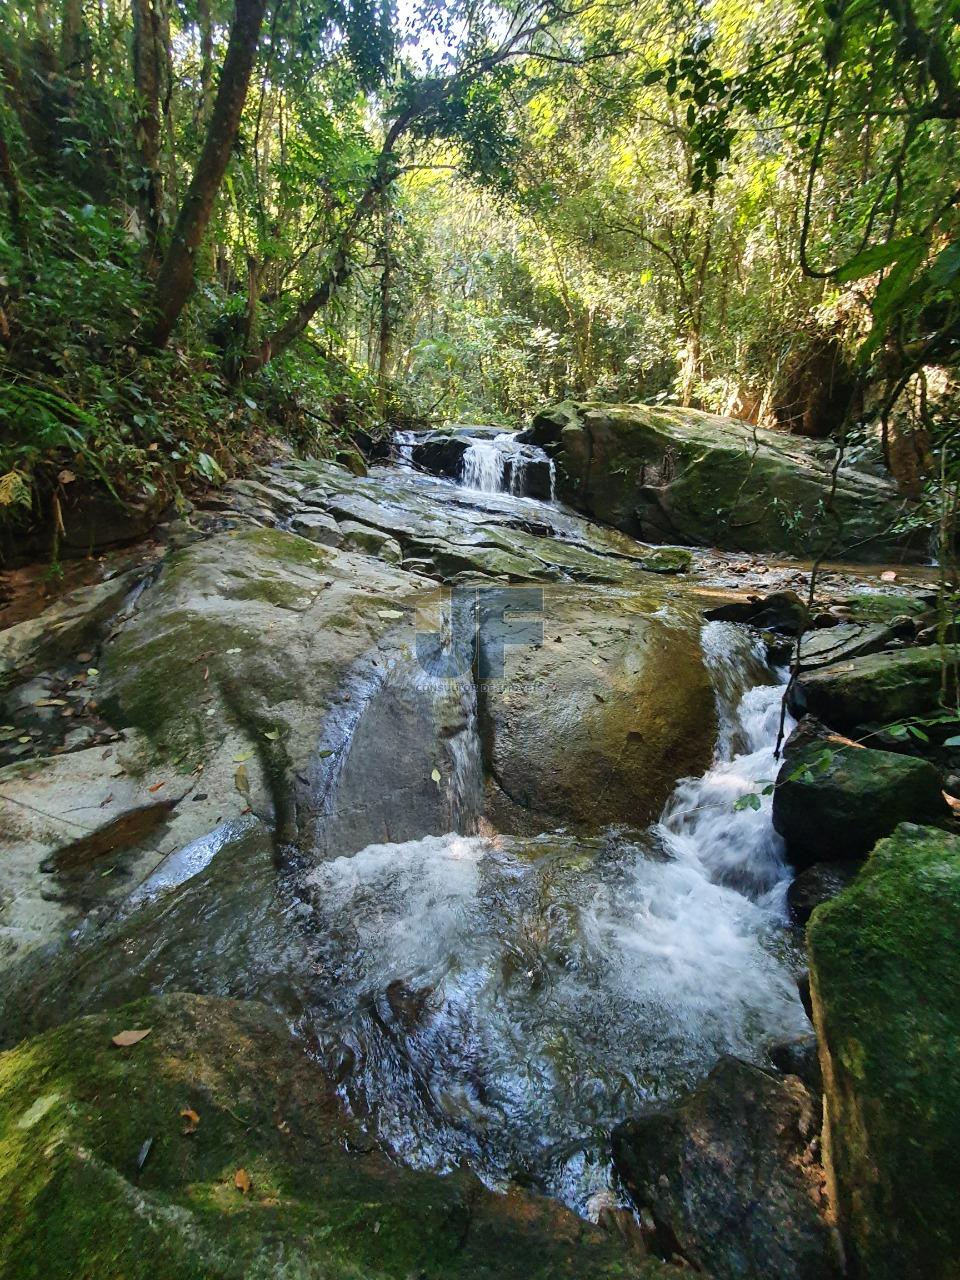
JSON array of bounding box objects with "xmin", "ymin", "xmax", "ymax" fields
[
  {"xmin": 112, "ymin": 1028, "xmax": 152, "ymax": 1048},
  {"xmin": 377, "ymin": 609, "xmax": 403, "ymax": 620},
  {"xmin": 235, "ymin": 763, "xmax": 250, "ymax": 796},
  {"xmin": 147, "ymin": 781, "xmax": 166, "ymax": 793},
  {"xmin": 203, "ymin": 666, "xmax": 209, "ymax": 681},
  {"xmin": 58, "ymin": 468, "xmax": 76, "ymax": 484},
  {"xmin": 431, "ymin": 767, "xmax": 441, "ymax": 785},
  {"xmin": 317, "ymin": 748, "xmax": 334, "ymax": 759},
  {"xmin": 87, "ymin": 668, "xmax": 99, "ymax": 677},
  {"xmin": 880, "ymin": 570, "xmax": 897, "ymax": 582},
  {"xmin": 232, "ymin": 751, "xmax": 254, "ymax": 762},
  {"xmin": 33, "ymin": 698, "xmax": 68, "ymax": 707},
  {"xmin": 180, "ymin": 1108, "xmax": 200, "ymax": 1135},
  {"xmin": 235, "ymin": 1168, "xmax": 252, "ymax": 1194},
  {"xmin": 99, "ymin": 793, "xmax": 114, "ymax": 807},
  {"xmin": 77, "ymin": 652, "xmax": 93, "ymax": 663},
  {"xmin": 263, "ymin": 729, "xmax": 280, "ymax": 741}
]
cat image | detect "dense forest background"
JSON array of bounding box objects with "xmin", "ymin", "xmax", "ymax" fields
[{"xmin": 0, "ymin": 0, "xmax": 957, "ymax": 541}]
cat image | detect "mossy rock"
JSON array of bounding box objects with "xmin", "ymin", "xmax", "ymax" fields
[
  {"xmin": 772, "ymin": 740, "xmax": 948, "ymax": 866},
  {"xmin": 527, "ymin": 402, "xmax": 918, "ymax": 560},
  {"xmin": 0, "ymin": 993, "xmax": 676, "ymax": 1279},
  {"xmin": 789, "ymin": 647, "xmax": 955, "ymax": 736},
  {"xmin": 808, "ymin": 824, "xmax": 960, "ymax": 1279}
]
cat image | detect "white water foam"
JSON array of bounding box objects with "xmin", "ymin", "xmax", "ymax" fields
[{"xmin": 461, "ymin": 432, "xmax": 556, "ymax": 499}]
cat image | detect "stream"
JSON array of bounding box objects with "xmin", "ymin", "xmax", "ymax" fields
[{"xmin": 295, "ymin": 430, "xmax": 809, "ymax": 1215}]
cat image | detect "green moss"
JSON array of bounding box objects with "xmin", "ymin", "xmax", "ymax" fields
[
  {"xmin": 0, "ymin": 995, "xmax": 676, "ymax": 1279},
  {"xmin": 842, "ymin": 591, "xmax": 928, "ymax": 624},
  {"xmin": 808, "ymin": 824, "xmax": 960, "ymax": 1280},
  {"xmin": 240, "ymin": 526, "xmax": 334, "ymax": 570}
]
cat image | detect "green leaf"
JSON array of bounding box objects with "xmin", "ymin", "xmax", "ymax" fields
[
  {"xmin": 835, "ymin": 237, "xmax": 919, "ymax": 283},
  {"xmin": 943, "ymin": 735, "xmax": 960, "ymax": 747}
]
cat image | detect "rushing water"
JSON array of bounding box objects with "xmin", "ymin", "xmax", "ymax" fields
[
  {"xmin": 301, "ymin": 621, "xmax": 807, "ymax": 1215},
  {"xmin": 461, "ymin": 432, "xmax": 556, "ymax": 499}
]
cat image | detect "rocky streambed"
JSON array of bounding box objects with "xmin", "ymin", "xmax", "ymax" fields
[{"xmin": 1, "ymin": 404, "xmax": 958, "ymax": 1279}]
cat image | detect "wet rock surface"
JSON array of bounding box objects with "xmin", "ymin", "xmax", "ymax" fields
[
  {"xmin": 3, "ymin": 429, "xmax": 946, "ymax": 1279},
  {"xmin": 612, "ymin": 1056, "xmax": 841, "ymax": 1280},
  {"xmin": 480, "ymin": 585, "xmax": 716, "ymax": 831},
  {"xmin": 0, "ymin": 992, "xmax": 682, "ymax": 1280}
]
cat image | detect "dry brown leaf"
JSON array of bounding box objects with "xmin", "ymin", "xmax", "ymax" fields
[
  {"xmin": 111, "ymin": 1028, "xmax": 152, "ymax": 1048},
  {"xmin": 234, "ymin": 1168, "xmax": 252, "ymax": 1194},
  {"xmin": 180, "ymin": 1108, "xmax": 200, "ymax": 1135},
  {"xmin": 147, "ymin": 781, "xmax": 166, "ymax": 793},
  {"xmin": 235, "ymin": 763, "xmax": 250, "ymax": 797}
]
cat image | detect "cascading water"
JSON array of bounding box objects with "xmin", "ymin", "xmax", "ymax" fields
[
  {"xmin": 302, "ymin": 620, "xmax": 807, "ymax": 1216},
  {"xmin": 460, "ymin": 432, "xmax": 556, "ymax": 500},
  {"xmin": 395, "ymin": 429, "xmax": 417, "ymax": 469}
]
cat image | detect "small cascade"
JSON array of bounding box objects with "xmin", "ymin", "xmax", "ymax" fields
[
  {"xmin": 461, "ymin": 437, "xmax": 507, "ymax": 492},
  {"xmin": 301, "ymin": 619, "xmax": 806, "ymax": 1215},
  {"xmin": 460, "ymin": 431, "xmax": 556, "ymax": 500},
  {"xmin": 395, "ymin": 430, "xmax": 417, "ymax": 469}
]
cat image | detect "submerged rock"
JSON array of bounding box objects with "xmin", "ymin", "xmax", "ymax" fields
[
  {"xmin": 808, "ymin": 824, "xmax": 960, "ymax": 1280},
  {"xmin": 773, "ymin": 738, "xmax": 948, "ymax": 866},
  {"xmin": 0, "ymin": 993, "xmax": 679, "ymax": 1279},
  {"xmin": 0, "ymin": 568, "xmax": 142, "ymax": 678},
  {"xmin": 527, "ymin": 401, "xmax": 916, "ymax": 558},
  {"xmin": 612, "ymin": 1056, "xmax": 841, "ymax": 1280}
]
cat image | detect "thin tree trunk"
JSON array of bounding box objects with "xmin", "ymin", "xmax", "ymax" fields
[
  {"xmin": 376, "ymin": 193, "xmax": 393, "ymax": 416},
  {"xmin": 196, "ymin": 0, "xmax": 215, "ymax": 123},
  {"xmin": 131, "ymin": 0, "xmax": 164, "ymax": 270},
  {"xmin": 144, "ymin": 0, "xmax": 269, "ymax": 349},
  {"xmin": 61, "ymin": 0, "xmax": 85, "ymax": 78},
  {"xmin": 242, "ymin": 176, "xmax": 385, "ymax": 373},
  {"xmin": 0, "ymin": 112, "xmax": 28, "ymax": 251}
]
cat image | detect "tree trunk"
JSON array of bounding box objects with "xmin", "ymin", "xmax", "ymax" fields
[
  {"xmin": 0, "ymin": 112, "xmax": 27, "ymax": 251},
  {"xmin": 196, "ymin": 0, "xmax": 215, "ymax": 124},
  {"xmin": 376, "ymin": 194, "xmax": 393, "ymax": 416},
  {"xmin": 144, "ymin": 0, "xmax": 269, "ymax": 349},
  {"xmin": 241, "ymin": 176, "xmax": 386, "ymax": 374},
  {"xmin": 131, "ymin": 0, "xmax": 165, "ymax": 270},
  {"xmin": 60, "ymin": 0, "xmax": 86, "ymax": 78}
]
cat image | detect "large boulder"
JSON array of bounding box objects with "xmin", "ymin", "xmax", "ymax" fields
[
  {"xmin": 808, "ymin": 824, "xmax": 960, "ymax": 1280},
  {"xmin": 478, "ymin": 584, "xmax": 716, "ymax": 831},
  {"xmin": 772, "ymin": 738, "xmax": 948, "ymax": 866},
  {"xmin": 0, "ymin": 993, "xmax": 679, "ymax": 1279},
  {"xmin": 612, "ymin": 1056, "xmax": 841, "ymax": 1280},
  {"xmin": 95, "ymin": 528, "xmax": 477, "ymax": 862},
  {"xmin": 526, "ymin": 402, "xmax": 915, "ymax": 559},
  {"xmin": 789, "ymin": 647, "xmax": 955, "ymax": 736}
]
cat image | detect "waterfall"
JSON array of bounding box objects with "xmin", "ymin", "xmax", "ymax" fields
[
  {"xmin": 461, "ymin": 438, "xmax": 507, "ymax": 492},
  {"xmin": 395, "ymin": 430, "xmax": 416, "ymax": 469},
  {"xmin": 460, "ymin": 431, "xmax": 556, "ymax": 499}
]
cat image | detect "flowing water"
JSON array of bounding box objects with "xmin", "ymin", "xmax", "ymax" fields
[
  {"xmin": 300, "ymin": 619, "xmax": 807, "ymax": 1216},
  {"xmin": 94, "ymin": 434, "xmax": 808, "ymax": 1223},
  {"xmin": 461, "ymin": 431, "xmax": 556, "ymax": 498}
]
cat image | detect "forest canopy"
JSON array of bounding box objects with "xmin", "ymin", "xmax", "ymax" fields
[{"xmin": 0, "ymin": 0, "xmax": 957, "ymax": 528}]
